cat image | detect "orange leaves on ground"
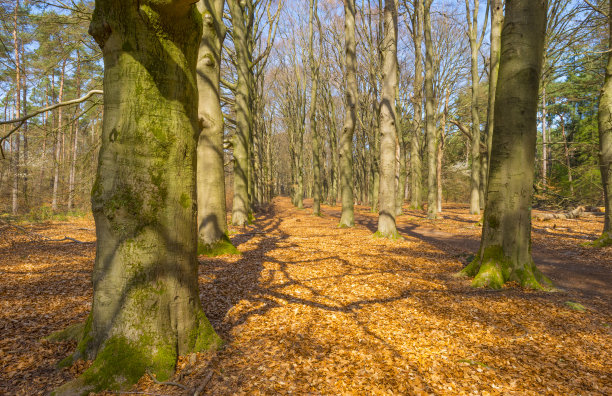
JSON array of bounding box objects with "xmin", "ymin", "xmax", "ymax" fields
[{"xmin": 0, "ymin": 199, "xmax": 610, "ymax": 395}]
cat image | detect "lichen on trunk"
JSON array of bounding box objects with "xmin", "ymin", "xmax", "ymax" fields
[{"xmin": 55, "ymin": 2, "xmax": 221, "ymax": 394}]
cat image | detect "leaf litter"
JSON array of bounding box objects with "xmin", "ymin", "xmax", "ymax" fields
[{"xmin": 0, "ymin": 197, "xmax": 610, "ymax": 395}]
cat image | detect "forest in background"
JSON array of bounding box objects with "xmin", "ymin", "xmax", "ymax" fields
[{"xmin": 0, "ymin": 0, "xmax": 607, "ymax": 219}]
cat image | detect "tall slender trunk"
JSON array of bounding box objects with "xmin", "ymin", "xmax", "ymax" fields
[
  {"xmin": 52, "ymin": 60, "xmax": 66, "ymax": 212},
  {"xmin": 483, "ymin": 0, "xmax": 503, "ymax": 201},
  {"xmin": 229, "ymin": 0, "xmax": 253, "ymax": 226},
  {"xmin": 596, "ymin": 0, "xmax": 612, "ymax": 244},
  {"xmin": 437, "ymin": 90, "xmax": 449, "ymax": 213},
  {"xmin": 466, "ymin": 0, "xmax": 485, "ymax": 215},
  {"xmin": 12, "ymin": 0, "xmax": 20, "ymax": 216},
  {"xmin": 377, "ymin": 0, "xmax": 398, "ymax": 237},
  {"xmin": 196, "ymin": 0, "xmax": 237, "ymax": 254},
  {"xmin": 309, "ymin": 0, "xmax": 321, "ymax": 216},
  {"xmin": 561, "ymin": 119, "xmax": 573, "ymax": 195},
  {"xmin": 410, "ymin": 0, "xmax": 424, "ymax": 210},
  {"xmin": 541, "ymin": 85, "xmax": 548, "ymax": 188},
  {"xmin": 68, "ymin": 53, "xmax": 81, "ymax": 211},
  {"xmin": 55, "ymin": 4, "xmax": 221, "ymax": 394},
  {"xmin": 424, "ymin": 0, "xmax": 436, "ymax": 219},
  {"xmin": 339, "ymin": 0, "xmax": 357, "ymax": 227},
  {"xmin": 461, "ymin": 0, "xmax": 552, "ymax": 290}
]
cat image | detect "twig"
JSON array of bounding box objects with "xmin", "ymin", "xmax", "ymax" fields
[
  {"xmin": 192, "ymin": 371, "xmax": 214, "ymax": 396},
  {"xmin": 112, "ymin": 392, "xmax": 171, "ymax": 396},
  {"xmin": 146, "ymin": 370, "xmax": 188, "ymax": 390}
]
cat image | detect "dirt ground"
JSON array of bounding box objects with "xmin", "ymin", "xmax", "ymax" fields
[{"xmin": 0, "ymin": 197, "xmax": 610, "ymax": 395}]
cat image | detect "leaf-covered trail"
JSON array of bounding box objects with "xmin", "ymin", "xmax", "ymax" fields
[{"xmin": 0, "ymin": 197, "xmax": 610, "ymax": 395}]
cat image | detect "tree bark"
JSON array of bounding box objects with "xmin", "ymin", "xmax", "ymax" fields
[
  {"xmin": 596, "ymin": 0, "xmax": 612, "ymax": 245},
  {"xmin": 410, "ymin": 0, "xmax": 424, "ymax": 210},
  {"xmin": 56, "ymin": 3, "xmax": 221, "ymax": 393},
  {"xmin": 229, "ymin": 0, "xmax": 254, "ymax": 226},
  {"xmin": 377, "ymin": 0, "xmax": 399, "ymax": 238},
  {"xmin": 12, "ymin": 0, "xmax": 20, "ymax": 216},
  {"xmin": 483, "ymin": 0, "xmax": 503, "ymax": 200},
  {"xmin": 309, "ymin": 0, "xmax": 321, "ymax": 216},
  {"xmin": 461, "ymin": 0, "xmax": 553, "ymax": 290},
  {"xmin": 339, "ymin": 0, "xmax": 357, "ymax": 227},
  {"xmin": 196, "ymin": 0, "xmax": 238, "ymax": 255},
  {"xmin": 52, "ymin": 60, "xmax": 66, "ymax": 213},
  {"xmin": 423, "ymin": 0, "xmax": 437, "ymax": 219},
  {"xmin": 466, "ymin": 0, "xmax": 484, "ymax": 215}
]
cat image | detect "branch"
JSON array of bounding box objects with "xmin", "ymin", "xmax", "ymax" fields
[{"xmin": 0, "ymin": 89, "xmax": 103, "ymax": 127}]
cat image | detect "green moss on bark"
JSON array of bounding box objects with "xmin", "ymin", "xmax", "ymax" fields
[
  {"xmin": 45, "ymin": 322, "xmax": 85, "ymax": 343},
  {"xmin": 459, "ymin": 245, "xmax": 553, "ymax": 290},
  {"xmin": 189, "ymin": 310, "xmax": 223, "ymax": 352},
  {"xmin": 372, "ymin": 230, "xmax": 404, "ymax": 240},
  {"xmin": 198, "ymin": 234, "xmax": 241, "ymax": 257}
]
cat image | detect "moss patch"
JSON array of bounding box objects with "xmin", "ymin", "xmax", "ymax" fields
[
  {"xmin": 373, "ymin": 230, "xmax": 404, "ymax": 241},
  {"xmin": 459, "ymin": 245, "xmax": 554, "ymax": 291},
  {"xmin": 565, "ymin": 301, "xmax": 587, "ymax": 312},
  {"xmin": 198, "ymin": 234, "xmax": 241, "ymax": 257},
  {"xmin": 45, "ymin": 322, "xmax": 85, "ymax": 343},
  {"xmin": 189, "ymin": 310, "xmax": 223, "ymax": 352},
  {"xmin": 588, "ymin": 232, "xmax": 612, "ymax": 248}
]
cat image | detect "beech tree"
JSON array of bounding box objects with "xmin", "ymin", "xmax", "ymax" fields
[
  {"xmin": 55, "ymin": 2, "xmax": 221, "ymax": 393},
  {"xmin": 339, "ymin": 0, "xmax": 357, "ymax": 227},
  {"xmin": 196, "ymin": 0, "xmax": 238, "ymax": 256},
  {"xmin": 596, "ymin": 0, "xmax": 612, "ymax": 246},
  {"xmin": 461, "ymin": 0, "xmax": 554, "ymax": 290},
  {"xmin": 377, "ymin": 0, "xmax": 400, "ymax": 238}
]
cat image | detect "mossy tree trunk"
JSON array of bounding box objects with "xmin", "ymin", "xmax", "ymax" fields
[
  {"xmin": 423, "ymin": 0, "xmax": 437, "ymax": 220},
  {"xmin": 597, "ymin": 0, "xmax": 612, "ymax": 246},
  {"xmin": 410, "ymin": 0, "xmax": 423, "ymax": 210},
  {"xmin": 196, "ymin": 0, "xmax": 238, "ymax": 256},
  {"xmin": 56, "ymin": 2, "xmax": 222, "ymax": 394},
  {"xmin": 228, "ymin": 0, "xmax": 253, "ymax": 226},
  {"xmin": 461, "ymin": 0, "xmax": 553, "ymax": 290},
  {"xmin": 339, "ymin": 0, "xmax": 357, "ymax": 227},
  {"xmin": 377, "ymin": 0, "xmax": 399, "ymax": 238}
]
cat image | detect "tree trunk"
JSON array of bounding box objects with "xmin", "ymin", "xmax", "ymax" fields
[
  {"xmin": 410, "ymin": 0, "xmax": 423, "ymax": 210},
  {"xmin": 424, "ymin": 0, "xmax": 437, "ymax": 219},
  {"xmin": 466, "ymin": 0, "xmax": 482, "ymax": 215},
  {"xmin": 339, "ymin": 0, "xmax": 357, "ymax": 227},
  {"xmin": 309, "ymin": 0, "xmax": 321, "ymax": 216},
  {"xmin": 377, "ymin": 0, "xmax": 399, "ymax": 238},
  {"xmin": 542, "ymin": 85, "xmax": 548, "ymax": 189},
  {"xmin": 461, "ymin": 0, "xmax": 553, "ymax": 290},
  {"xmin": 68, "ymin": 53, "xmax": 82, "ymax": 211},
  {"xmin": 229, "ymin": 0, "xmax": 253, "ymax": 226},
  {"xmin": 596, "ymin": 0, "xmax": 612, "ymax": 245},
  {"xmin": 12, "ymin": 0, "xmax": 20, "ymax": 216},
  {"xmin": 196, "ymin": 0, "xmax": 237, "ymax": 255},
  {"xmin": 561, "ymin": 118, "xmax": 574, "ymax": 195},
  {"xmin": 56, "ymin": 3, "xmax": 221, "ymax": 393},
  {"xmin": 52, "ymin": 60, "xmax": 66, "ymax": 212},
  {"xmin": 483, "ymin": 0, "xmax": 503, "ymax": 200}
]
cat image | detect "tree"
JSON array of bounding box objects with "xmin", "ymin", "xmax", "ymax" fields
[
  {"xmin": 196, "ymin": 0, "xmax": 239, "ymax": 256},
  {"xmin": 460, "ymin": 0, "xmax": 554, "ymax": 290},
  {"xmin": 309, "ymin": 0, "xmax": 322, "ymax": 216},
  {"xmin": 377, "ymin": 0, "xmax": 400, "ymax": 238},
  {"xmin": 482, "ymin": 0, "xmax": 503, "ymax": 197},
  {"xmin": 339, "ymin": 0, "xmax": 357, "ymax": 227},
  {"xmin": 56, "ymin": 2, "xmax": 221, "ymax": 393},
  {"xmin": 408, "ymin": 0, "xmax": 424, "ymax": 210},
  {"xmin": 423, "ymin": 0, "xmax": 437, "ymax": 219},
  {"xmin": 596, "ymin": 0, "xmax": 612, "ymax": 246},
  {"xmin": 464, "ymin": 0, "xmax": 488, "ymax": 214}
]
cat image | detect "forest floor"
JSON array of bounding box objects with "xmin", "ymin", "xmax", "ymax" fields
[{"xmin": 0, "ymin": 197, "xmax": 610, "ymax": 395}]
